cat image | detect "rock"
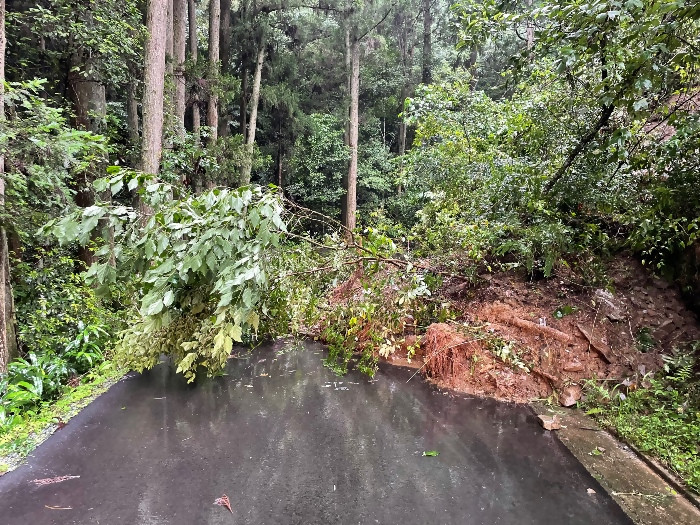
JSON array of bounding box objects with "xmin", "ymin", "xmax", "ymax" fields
[
  {"xmin": 576, "ymin": 324, "xmax": 613, "ymax": 363},
  {"xmin": 594, "ymin": 289, "xmax": 626, "ymax": 322},
  {"xmin": 560, "ymin": 385, "xmax": 582, "ymax": 407},
  {"xmin": 630, "ymin": 296, "xmax": 646, "ymax": 308},
  {"xmin": 538, "ymin": 414, "xmax": 561, "ymax": 431},
  {"xmin": 606, "ymin": 310, "xmax": 625, "ymax": 322},
  {"xmin": 563, "ymin": 360, "xmax": 584, "ymax": 373},
  {"xmin": 587, "ymin": 488, "xmax": 597, "ymax": 495}
]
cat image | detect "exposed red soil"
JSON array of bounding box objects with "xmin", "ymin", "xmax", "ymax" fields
[{"xmin": 381, "ymin": 257, "xmax": 700, "ymax": 404}]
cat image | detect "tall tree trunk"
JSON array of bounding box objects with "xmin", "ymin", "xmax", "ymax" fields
[
  {"xmin": 127, "ymin": 81, "xmax": 140, "ymax": 146},
  {"xmin": 188, "ymin": 0, "xmax": 200, "ymax": 139},
  {"xmin": 164, "ymin": 0, "xmax": 174, "ymax": 139},
  {"xmin": 68, "ymin": 54, "xmax": 107, "ymax": 267},
  {"xmin": 241, "ymin": 44, "xmax": 264, "ymax": 184},
  {"xmin": 526, "ymin": 0, "xmax": 534, "ymax": 52},
  {"xmin": 340, "ymin": 26, "xmax": 351, "ymax": 224},
  {"xmin": 421, "ymin": 0, "xmax": 432, "ymax": 84},
  {"xmin": 0, "ymin": 0, "xmax": 16, "ymax": 372},
  {"xmin": 397, "ymin": 11, "xmax": 414, "ymax": 158},
  {"xmin": 207, "ymin": 0, "xmax": 220, "ymax": 143},
  {"xmin": 0, "ymin": 0, "xmax": 7, "ymax": 372},
  {"xmin": 218, "ymin": 0, "xmax": 232, "ymax": 137},
  {"xmin": 173, "ymin": 0, "xmax": 187, "ymax": 138},
  {"xmin": 344, "ymin": 38, "xmax": 360, "ymax": 233},
  {"xmin": 239, "ymin": 66, "xmax": 247, "ymax": 135},
  {"xmin": 276, "ymin": 144, "xmax": 283, "ymax": 189},
  {"xmin": 140, "ymin": 0, "xmax": 169, "ymax": 176},
  {"xmin": 344, "ymin": 26, "xmax": 351, "ymax": 147},
  {"xmin": 397, "ymin": 83, "xmax": 409, "ymax": 156}
]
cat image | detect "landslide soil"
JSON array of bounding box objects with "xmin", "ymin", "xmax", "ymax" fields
[{"xmin": 382, "ymin": 257, "xmax": 700, "ymax": 404}]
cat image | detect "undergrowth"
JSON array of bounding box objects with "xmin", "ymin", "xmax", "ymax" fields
[
  {"xmin": 582, "ymin": 346, "xmax": 700, "ymax": 494},
  {"xmin": 0, "ymin": 361, "xmax": 122, "ymax": 471},
  {"xmin": 319, "ymin": 256, "xmax": 453, "ymax": 376}
]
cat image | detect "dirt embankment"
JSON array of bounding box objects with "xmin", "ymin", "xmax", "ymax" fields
[{"xmin": 383, "ymin": 257, "xmax": 700, "ymax": 404}]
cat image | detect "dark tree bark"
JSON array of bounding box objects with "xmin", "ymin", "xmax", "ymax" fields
[
  {"xmin": 0, "ymin": 0, "xmax": 17, "ymax": 372},
  {"xmin": 68, "ymin": 54, "xmax": 107, "ymax": 266},
  {"xmin": 421, "ymin": 0, "xmax": 432, "ymax": 84},
  {"xmin": 127, "ymin": 81, "xmax": 140, "ymax": 145},
  {"xmin": 0, "ymin": 0, "xmax": 7, "ymax": 373},
  {"xmin": 239, "ymin": 65, "xmax": 248, "ymax": 136}
]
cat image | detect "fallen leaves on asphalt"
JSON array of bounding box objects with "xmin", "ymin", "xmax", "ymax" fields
[
  {"xmin": 214, "ymin": 494, "xmax": 233, "ymax": 513},
  {"xmin": 31, "ymin": 475, "xmax": 80, "ymax": 486}
]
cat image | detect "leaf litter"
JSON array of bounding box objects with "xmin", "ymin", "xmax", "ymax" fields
[
  {"xmin": 214, "ymin": 494, "xmax": 233, "ymax": 513},
  {"xmin": 31, "ymin": 475, "xmax": 80, "ymax": 486}
]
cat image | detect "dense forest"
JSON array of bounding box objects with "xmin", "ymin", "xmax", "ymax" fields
[{"xmin": 0, "ymin": 0, "xmax": 698, "ymax": 493}]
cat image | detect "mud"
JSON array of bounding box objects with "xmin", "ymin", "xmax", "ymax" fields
[{"xmin": 384, "ymin": 256, "xmax": 700, "ymax": 404}]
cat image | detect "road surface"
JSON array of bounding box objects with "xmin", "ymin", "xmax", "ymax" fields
[{"xmin": 0, "ymin": 340, "xmax": 632, "ymax": 524}]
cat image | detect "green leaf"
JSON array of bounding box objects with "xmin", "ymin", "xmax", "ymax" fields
[
  {"xmin": 110, "ymin": 179, "xmax": 124, "ymax": 195},
  {"xmin": 242, "ymin": 287, "xmax": 253, "ymax": 307},
  {"xmin": 163, "ymin": 290, "xmax": 175, "ymax": 307},
  {"xmin": 422, "ymin": 450, "xmax": 439, "ymax": 457},
  {"xmin": 231, "ymin": 324, "xmax": 243, "ymax": 343}
]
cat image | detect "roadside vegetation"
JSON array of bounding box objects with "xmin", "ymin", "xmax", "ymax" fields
[
  {"xmin": 583, "ymin": 348, "xmax": 700, "ymax": 493},
  {"xmin": 1, "ymin": 0, "xmax": 698, "ymax": 495}
]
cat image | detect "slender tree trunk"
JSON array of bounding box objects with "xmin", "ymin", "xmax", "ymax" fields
[
  {"xmin": 397, "ymin": 83, "xmax": 409, "ymax": 156},
  {"xmin": 140, "ymin": 0, "xmax": 169, "ymax": 176},
  {"xmin": 421, "ymin": 0, "xmax": 432, "ymax": 84},
  {"xmin": 68, "ymin": 54, "xmax": 107, "ymax": 267},
  {"xmin": 164, "ymin": 0, "xmax": 174, "ymax": 139},
  {"xmin": 276, "ymin": 144, "xmax": 283, "ymax": 189},
  {"xmin": 344, "ymin": 27, "xmax": 351, "ymax": 147},
  {"xmin": 0, "ymin": 0, "xmax": 7, "ymax": 373},
  {"xmin": 207, "ymin": 0, "xmax": 220, "ymax": 143},
  {"xmin": 218, "ymin": 0, "xmax": 232, "ymax": 137},
  {"xmin": 166, "ymin": 0, "xmax": 174, "ymax": 74},
  {"xmin": 340, "ymin": 26, "xmax": 351, "ymax": 224},
  {"xmin": 188, "ymin": 0, "xmax": 200, "ymax": 139},
  {"xmin": 344, "ymin": 38, "xmax": 360, "ymax": 233},
  {"xmin": 127, "ymin": 81, "xmax": 140, "ymax": 145},
  {"xmin": 239, "ymin": 66, "xmax": 248, "ymax": 135},
  {"xmin": 241, "ymin": 44, "xmax": 264, "ymax": 184},
  {"xmin": 526, "ymin": 0, "xmax": 534, "ymax": 52},
  {"xmin": 173, "ymin": 0, "xmax": 187, "ymax": 138}
]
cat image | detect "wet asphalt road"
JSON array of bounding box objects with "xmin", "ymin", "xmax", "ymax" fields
[{"xmin": 0, "ymin": 340, "xmax": 633, "ymax": 525}]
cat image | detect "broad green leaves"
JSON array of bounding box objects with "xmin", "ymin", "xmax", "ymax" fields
[{"xmin": 44, "ymin": 171, "xmax": 288, "ymax": 382}]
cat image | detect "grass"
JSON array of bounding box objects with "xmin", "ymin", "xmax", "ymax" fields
[
  {"xmin": 583, "ymin": 351, "xmax": 700, "ymax": 494},
  {"xmin": 0, "ymin": 361, "xmax": 123, "ymax": 473}
]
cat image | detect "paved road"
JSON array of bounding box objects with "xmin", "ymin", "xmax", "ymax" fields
[{"xmin": 0, "ymin": 340, "xmax": 633, "ymax": 524}]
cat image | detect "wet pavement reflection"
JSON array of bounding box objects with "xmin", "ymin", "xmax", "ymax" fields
[{"xmin": 0, "ymin": 340, "xmax": 633, "ymax": 524}]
